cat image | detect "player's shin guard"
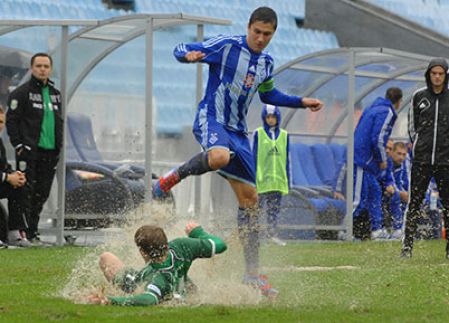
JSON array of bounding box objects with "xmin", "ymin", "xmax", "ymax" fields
[
  {"xmin": 177, "ymin": 151, "xmax": 212, "ymax": 179},
  {"xmin": 237, "ymin": 207, "xmax": 260, "ymax": 276}
]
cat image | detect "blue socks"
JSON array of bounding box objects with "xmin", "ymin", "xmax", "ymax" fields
[
  {"xmin": 237, "ymin": 207, "xmax": 260, "ymax": 276},
  {"xmin": 177, "ymin": 151, "xmax": 212, "ymax": 180}
]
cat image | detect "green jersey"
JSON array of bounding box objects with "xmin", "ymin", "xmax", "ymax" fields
[
  {"xmin": 108, "ymin": 226, "xmax": 227, "ymax": 306},
  {"xmin": 38, "ymin": 85, "xmax": 56, "ymax": 149}
]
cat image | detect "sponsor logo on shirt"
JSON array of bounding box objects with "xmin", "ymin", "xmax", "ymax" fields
[
  {"xmin": 268, "ymin": 145, "xmax": 280, "ymax": 155},
  {"xmin": 417, "ymin": 97, "xmax": 431, "ymax": 111},
  {"xmin": 29, "ymin": 93, "xmax": 42, "ymax": 102}
]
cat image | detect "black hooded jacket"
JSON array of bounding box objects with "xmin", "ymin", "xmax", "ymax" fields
[
  {"xmin": 409, "ymin": 58, "xmax": 449, "ymax": 165},
  {"xmin": 6, "ymin": 75, "xmax": 63, "ymax": 155}
]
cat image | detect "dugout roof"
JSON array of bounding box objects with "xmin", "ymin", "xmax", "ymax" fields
[
  {"xmin": 248, "ymin": 47, "xmax": 432, "ymax": 142},
  {"xmin": 0, "ymin": 14, "xmax": 230, "ymax": 244}
]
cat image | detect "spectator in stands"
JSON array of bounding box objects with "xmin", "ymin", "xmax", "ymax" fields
[
  {"xmin": 402, "ymin": 58, "xmax": 449, "ymax": 258},
  {"xmin": 152, "ymin": 7, "xmax": 323, "ymax": 296},
  {"xmin": 88, "ymin": 222, "xmax": 227, "ymax": 306},
  {"xmin": 252, "ymin": 105, "xmax": 289, "ymax": 246},
  {"xmin": 0, "ymin": 105, "xmax": 27, "ymax": 248},
  {"xmin": 353, "ymin": 87, "xmax": 402, "ymax": 240},
  {"xmin": 6, "ymin": 53, "xmax": 62, "ymax": 245}
]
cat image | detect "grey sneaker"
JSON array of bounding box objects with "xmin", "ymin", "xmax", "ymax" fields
[
  {"xmin": 8, "ymin": 237, "xmax": 31, "ymax": 248},
  {"xmin": 0, "ymin": 239, "xmax": 7, "ymax": 249}
]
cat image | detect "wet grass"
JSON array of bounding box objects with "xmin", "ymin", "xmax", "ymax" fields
[{"xmin": 1, "ymin": 240, "xmax": 449, "ymax": 322}]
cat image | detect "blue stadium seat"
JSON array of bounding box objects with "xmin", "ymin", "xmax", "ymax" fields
[
  {"xmin": 330, "ymin": 143, "xmax": 347, "ymax": 167},
  {"xmin": 311, "ymin": 144, "xmax": 337, "ymax": 187},
  {"xmin": 289, "ymin": 143, "xmax": 347, "ymax": 233},
  {"xmin": 67, "ymin": 113, "xmax": 104, "ymax": 162}
]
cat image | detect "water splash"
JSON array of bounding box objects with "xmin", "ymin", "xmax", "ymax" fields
[{"xmin": 59, "ymin": 202, "xmax": 261, "ymax": 306}]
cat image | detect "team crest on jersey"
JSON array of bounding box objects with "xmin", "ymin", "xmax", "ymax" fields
[
  {"xmin": 209, "ymin": 132, "xmax": 218, "ymax": 145},
  {"xmin": 10, "ymin": 99, "xmax": 18, "ymax": 110},
  {"xmin": 243, "ymin": 73, "xmax": 255, "ymax": 89},
  {"xmin": 417, "ymin": 97, "xmax": 431, "ymax": 111}
]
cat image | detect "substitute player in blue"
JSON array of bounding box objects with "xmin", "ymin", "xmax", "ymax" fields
[
  {"xmin": 386, "ymin": 142, "xmax": 409, "ymax": 239},
  {"xmin": 353, "ymin": 87, "xmax": 402, "ymax": 239},
  {"xmin": 153, "ymin": 7, "xmax": 323, "ymax": 296}
]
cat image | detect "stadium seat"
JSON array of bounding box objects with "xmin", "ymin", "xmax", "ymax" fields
[
  {"xmin": 67, "ymin": 112, "xmax": 146, "ymax": 177},
  {"xmin": 330, "ymin": 143, "xmax": 347, "ymax": 167},
  {"xmin": 287, "ymin": 142, "xmax": 347, "ymax": 238},
  {"xmin": 67, "ymin": 113, "xmax": 104, "ymax": 162},
  {"xmin": 311, "ymin": 144, "xmax": 337, "ymax": 187}
]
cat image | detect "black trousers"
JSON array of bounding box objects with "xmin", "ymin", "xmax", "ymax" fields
[
  {"xmin": 403, "ymin": 162, "xmax": 449, "ymax": 248},
  {"xmin": 8, "ymin": 148, "xmax": 58, "ymax": 239},
  {"xmin": 0, "ymin": 183, "xmax": 18, "ymax": 241}
]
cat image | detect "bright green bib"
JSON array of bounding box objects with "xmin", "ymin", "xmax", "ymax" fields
[
  {"xmin": 38, "ymin": 85, "xmax": 56, "ymax": 149},
  {"xmin": 256, "ymin": 127, "xmax": 289, "ymax": 194}
]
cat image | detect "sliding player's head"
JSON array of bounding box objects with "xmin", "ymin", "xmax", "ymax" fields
[
  {"xmin": 247, "ymin": 7, "xmax": 277, "ymax": 53},
  {"xmin": 134, "ymin": 225, "xmax": 169, "ymax": 263}
]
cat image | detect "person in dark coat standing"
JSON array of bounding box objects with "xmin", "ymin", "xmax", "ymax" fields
[
  {"xmin": 402, "ymin": 58, "xmax": 449, "ymax": 258},
  {"xmin": 6, "ymin": 52, "xmax": 62, "ymax": 245}
]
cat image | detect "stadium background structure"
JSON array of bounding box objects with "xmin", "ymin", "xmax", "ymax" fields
[
  {"xmin": 0, "ymin": 11, "xmax": 442, "ymax": 244},
  {"xmin": 0, "ymin": 14, "xmax": 230, "ymax": 245}
]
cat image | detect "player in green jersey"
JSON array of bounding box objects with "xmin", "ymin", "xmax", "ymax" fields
[{"xmin": 88, "ymin": 222, "xmax": 227, "ymax": 306}]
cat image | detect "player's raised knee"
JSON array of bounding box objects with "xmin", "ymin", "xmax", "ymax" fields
[{"xmin": 208, "ymin": 149, "xmax": 230, "ymax": 169}]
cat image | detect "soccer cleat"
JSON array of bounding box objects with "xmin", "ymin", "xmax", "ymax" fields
[
  {"xmin": 243, "ymin": 274, "xmax": 279, "ymax": 298},
  {"xmin": 152, "ymin": 169, "xmax": 180, "ymax": 199},
  {"xmin": 400, "ymin": 246, "xmax": 412, "ymax": 258}
]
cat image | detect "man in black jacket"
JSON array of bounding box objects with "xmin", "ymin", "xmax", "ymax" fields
[
  {"xmin": 0, "ymin": 105, "xmax": 27, "ymax": 248},
  {"xmin": 6, "ymin": 53, "xmax": 62, "ymax": 244},
  {"xmin": 402, "ymin": 57, "xmax": 449, "ymax": 258}
]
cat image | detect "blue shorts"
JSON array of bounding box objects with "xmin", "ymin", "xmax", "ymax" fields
[{"xmin": 193, "ymin": 118, "xmax": 255, "ymax": 186}]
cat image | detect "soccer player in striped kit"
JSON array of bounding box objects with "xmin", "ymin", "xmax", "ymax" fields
[{"xmin": 153, "ymin": 7, "xmax": 323, "ymax": 296}]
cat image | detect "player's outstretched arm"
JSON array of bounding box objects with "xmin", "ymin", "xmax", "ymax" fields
[
  {"xmin": 258, "ymin": 79, "xmax": 324, "ymax": 111},
  {"xmin": 185, "ymin": 222, "xmax": 227, "ymax": 255}
]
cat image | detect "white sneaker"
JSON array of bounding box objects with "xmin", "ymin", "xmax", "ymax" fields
[
  {"xmin": 371, "ymin": 229, "xmax": 389, "ymax": 240},
  {"xmin": 390, "ymin": 229, "xmax": 402, "ymax": 240},
  {"xmin": 270, "ymin": 236, "xmax": 287, "ymax": 246}
]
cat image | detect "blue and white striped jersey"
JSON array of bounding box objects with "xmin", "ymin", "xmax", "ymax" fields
[{"xmin": 174, "ymin": 34, "xmax": 302, "ymax": 133}]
